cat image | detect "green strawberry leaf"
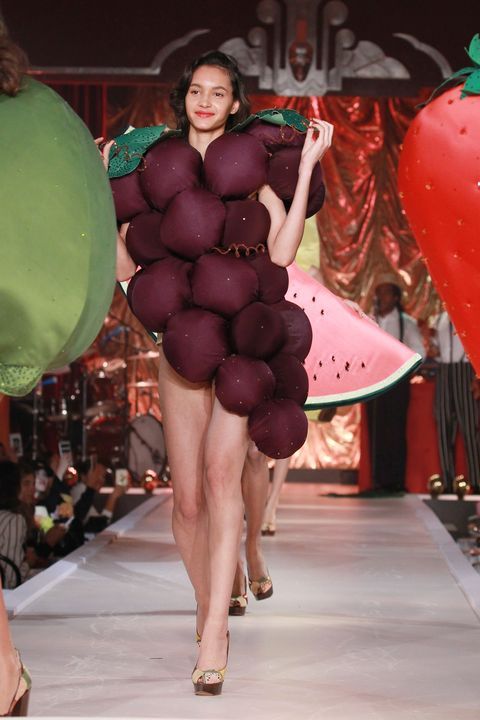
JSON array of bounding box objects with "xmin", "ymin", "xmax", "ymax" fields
[
  {"xmin": 461, "ymin": 68, "xmax": 480, "ymax": 97},
  {"xmin": 416, "ymin": 67, "xmax": 473, "ymax": 107},
  {"xmin": 466, "ymin": 33, "xmax": 480, "ymax": 66}
]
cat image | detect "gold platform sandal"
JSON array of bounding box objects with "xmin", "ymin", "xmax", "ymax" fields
[
  {"xmin": 192, "ymin": 632, "xmax": 230, "ymax": 696},
  {"xmin": 229, "ymin": 575, "xmax": 248, "ymax": 616},
  {"xmin": 260, "ymin": 522, "xmax": 276, "ymax": 536},
  {"xmin": 249, "ymin": 575, "xmax": 273, "ymax": 601}
]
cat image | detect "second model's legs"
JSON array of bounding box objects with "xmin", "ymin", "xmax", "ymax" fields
[
  {"xmin": 242, "ymin": 444, "xmax": 271, "ymax": 582},
  {"xmin": 262, "ymin": 457, "xmax": 290, "ymax": 534}
]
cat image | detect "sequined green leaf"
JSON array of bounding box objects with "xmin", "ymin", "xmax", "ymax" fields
[
  {"xmin": 233, "ymin": 108, "xmax": 309, "ymax": 133},
  {"xmin": 466, "ymin": 33, "xmax": 480, "ymax": 66},
  {"xmin": 461, "ymin": 68, "xmax": 480, "ymax": 97},
  {"xmin": 108, "ymin": 109, "xmax": 310, "ymax": 179},
  {"xmin": 108, "ymin": 124, "xmax": 178, "ymax": 178}
]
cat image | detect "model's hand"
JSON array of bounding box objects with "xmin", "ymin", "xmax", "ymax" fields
[
  {"xmin": 94, "ymin": 137, "xmax": 115, "ymax": 172},
  {"xmin": 300, "ymin": 119, "xmax": 334, "ymax": 173}
]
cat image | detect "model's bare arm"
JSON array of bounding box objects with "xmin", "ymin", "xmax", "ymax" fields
[{"xmin": 260, "ymin": 119, "xmax": 333, "ymax": 267}]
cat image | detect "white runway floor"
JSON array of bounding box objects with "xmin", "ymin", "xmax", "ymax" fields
[{"xmin": 6, "ymin": 484, "xmax": 480, "ymax": 720}]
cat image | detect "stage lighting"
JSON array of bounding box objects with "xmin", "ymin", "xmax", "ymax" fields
[
  {"xmin": 427, "ymin": 474, "xmax": 444, "ymax": 498},
  {"xmin": 453, "ymin": 475, "xmax": 470, "ymax": 500},
  {"xmin": 141, "ymin": 469, "xmax": 159, "ymax": 493}
]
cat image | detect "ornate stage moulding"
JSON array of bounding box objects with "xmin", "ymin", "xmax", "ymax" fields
[{"xmin": 31, "ymin": 1, "xmax": 452, "ymax": 95}]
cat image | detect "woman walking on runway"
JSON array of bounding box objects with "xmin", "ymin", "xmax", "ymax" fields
[{"xmin": 112, "ymin": 50, "xmax": 333, "ymax": 694}]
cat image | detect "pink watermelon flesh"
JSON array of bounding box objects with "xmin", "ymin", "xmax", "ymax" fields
[{"xmin": 286, "ymin": 263, "xmax": 422, "ymax": 408}]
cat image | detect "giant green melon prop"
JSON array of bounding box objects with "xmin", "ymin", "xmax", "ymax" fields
[{"xmin": 0, "ymin": 78, "xmax": 117, "ymax": 396}]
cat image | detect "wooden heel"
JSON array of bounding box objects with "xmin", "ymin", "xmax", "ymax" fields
[{"xmin": 11, "ymin": 688, "xmax": 30, "ymax": 717}]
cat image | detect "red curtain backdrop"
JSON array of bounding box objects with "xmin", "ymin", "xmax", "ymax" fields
[{"xmin": 249, "ymin": 94, "xmax": 437, "ymax": 318}]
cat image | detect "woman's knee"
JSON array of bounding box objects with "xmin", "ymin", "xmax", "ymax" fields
[
  {"xmin": 245, "ymin": 442, "xmax": 268, "ymax": 472},
  {"xmin": 204, "ymin": 457, "xmax": 238, "ymax": 498},
  {"xmin": 172, "ymin": 493, "xmax": 204, "ymax": 522}
]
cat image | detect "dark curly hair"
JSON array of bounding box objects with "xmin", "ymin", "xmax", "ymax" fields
[
  {"xmin": 169, "ymin": 50, "xmax": 250, "ymax": 136},
  {"xmin": 0, "ymin": 461, "xmax": 21, "ymax": 511},
  {"xmin": 0, "ymin": 26, "xmax": 27, "ymax": 97}
]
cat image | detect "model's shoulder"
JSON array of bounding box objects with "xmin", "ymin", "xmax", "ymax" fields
[{"xmin": 108, "ymin": 125, "xmax": 181, "ymax": 179}]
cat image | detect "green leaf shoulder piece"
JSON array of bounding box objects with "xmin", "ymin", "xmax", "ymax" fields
[
  {"xmin": 232, "ymin": 108, "xmax": 310, "ymax": 133},
  {"xmin": 108, "ymin": 108, "xmax": 310, "ymax": 179},
  {"xmin": 108, "ymin": 124, "xmax": 180, "ymax": 179}
]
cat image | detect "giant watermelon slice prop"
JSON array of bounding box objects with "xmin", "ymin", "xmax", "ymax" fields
[
  {"xmin": 286, "ymin": 263, "xmax": 422, "ymax": 408},
  {"xmin": 398, "ymin": 35, "xmax": 480, "ymax": 375}
]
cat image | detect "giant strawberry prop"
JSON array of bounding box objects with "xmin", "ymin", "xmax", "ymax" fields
[{"xmin": 398, "ymin": 34, "xmax": 480, "ymax": 374}]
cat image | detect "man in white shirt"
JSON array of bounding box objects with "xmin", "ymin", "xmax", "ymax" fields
[
  {"xmin": 366, "ymin": 278, "xmax": 425, "ymax": 493},
  {"xmin": 434, "ymin": 311, "xmax": 480, "ymax": 491}
]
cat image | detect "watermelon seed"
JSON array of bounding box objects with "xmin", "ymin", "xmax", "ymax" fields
[
  {"xmin": 313, "ymin": 374, "xmax": 317, "ymax": 381},
  {"xmin": 293, "ymin": 293, "xmax": 297, "ymax": 297},
  {"xmin": 312, "ymin": 297, "xmax": 316, "ymax": 302},
  {"xmin": 336, "ymin": 373, "xmax": 340, "ymax": 379},
  {"xmin": 332, "ymin": 356, "xmax": 335, "ymax": 362},
  {"xmin": 319, "ymin": 361, "xmax": 322, "ymax": 367},
  {"xmin": 361, "ymin": 362, "xmax": 366, "ymax": 368},
  {"xmin": 321, "ymin": 309, "xmax": 324, "ymax": 315}
]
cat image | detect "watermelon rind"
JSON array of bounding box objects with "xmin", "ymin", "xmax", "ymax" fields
[{"xmin": 304, "ymin": 354, "xmax": 423, "ymax": 409}]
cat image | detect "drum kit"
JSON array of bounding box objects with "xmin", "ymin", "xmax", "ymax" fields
[{"xmin": 23, "ymin": 346, "xmax": 169, "ymax": 485}]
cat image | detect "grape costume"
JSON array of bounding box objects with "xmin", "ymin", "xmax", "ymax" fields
[
  {"xmin": 109, "ymin": 110, "xmax": 324, "ymax": 458},
  {"xmin": 109, "ymin": 110, "xmax": 422, "ymax": 459}
]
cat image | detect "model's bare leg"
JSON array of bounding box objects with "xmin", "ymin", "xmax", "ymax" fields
[
  {"xmin": 0, "ymin": 585, "xmax": 22, "ymax": 715},
  {"xmin": 197, "ymin": 399, "xmax": 249, "ymax": 670},
  {"xmin": 263, "ymin": 457, "xmax": 290, "ymax": 531},
  {"xmin": 157, "ymin": 349, "xmax": 212, "ymax": 637},
  {"xmin": 242, "ymin": 443, "xmax": 270, "ymax": 583}
]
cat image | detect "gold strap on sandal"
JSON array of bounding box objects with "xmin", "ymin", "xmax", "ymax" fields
[
  {"xmin": 192, "ymin": 666, "xmax": 227, "ymax": 685},
  {"xmin": 249, "ymin": 575, "xmax": 274, "ymax": 601}
]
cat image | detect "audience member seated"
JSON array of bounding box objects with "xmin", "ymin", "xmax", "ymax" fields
[
  {"xmin": 29, "ymin": 456, "xmax": 128, "ymax": 560},
  {"xmin": 0, "ymin": 461, "xmax": 29, "ymax": 588},
  {"xmin": 17, "ymin": 461, "xmax": 67, "ymax": 571},
  {"xmin": 71, "ymin": 460, "xmax": 128, "ymax": 535},
  {"xmin": 0, "ymin": 452, "xmax": 130, "ymax": 586}
]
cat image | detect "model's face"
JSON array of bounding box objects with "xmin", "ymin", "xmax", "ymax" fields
[
  {"xmin": 19, "ymin": 473, "xmax": 35, "ymax": 505},
  {"xmin": 375, "ymin": 283, "xmax": 398, "ymax": 316},
  {"xmin": 185, "ymin": 65, "xmax": 240, "ymax": 134}
]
